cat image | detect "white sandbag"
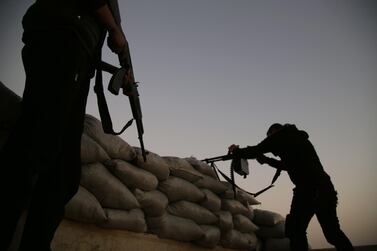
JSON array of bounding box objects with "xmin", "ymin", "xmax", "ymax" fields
[
  {"xmin": 167, "ymin": 201, "xmax": 218, "ymax": 225},
  {"xmin": 263, "ymin": 237, "xmax": 291, "ymax": 251},
  {"xmin": 146, "ymin": 213, "xmax": 205, "ymax": 242},
  {"xmin": 184, "ymin": 157, "xmax": 218, "ymax": 178},
  {"xmin": 80, "ymin": 133, "xmax": 110, "ymax": 164},
  {"xmin": 247, "ymin": 205, "xmax": 255, "ymax": 221},
  {"xmin": 233, "ymin": 214, "xmax": 259, "ymax": 233},
  {"xmin": 221, "ymin": 199, "xmax": 250, "ymax": 216},
  {"xmin": 194, "ymin": 175, "xmax": 228, "ymax": 194},
  {"xmin": 65, "ymin": 186, "xmax": 107, "ymax": 224},
  {"xmin": 133, "ymin": 147, "xmax": 170, "ymax": 181},
  {"xmin": 80, "ymin": 163, "xmax": 140, "ymax": 210},
  {"xmin": 133, "ymin": 188, "xmax": 168, "ymax": 217},
  {"xmin": 256, "ymin": 220, "xmax": 285, "ymax": 238},
  {"xmin": 158, "ymin": 176, "xmax": 205, "ymax": 202},
  {"xmin": 221, "ymin": 182, "xmax": 261, "ymax": 206},
  {"xmin": 221, "ymin": 229, "xmax": 258, "ymax": 250},
  {"xmin": 194, "ymin": 225, "xmax": 221, "ymax": 248},
  {"xmin": 100, "ymin": 208, "xmax": 147, "ymax": 233},
  {"xmin": 253, "ymin": 209, "xmax": 285, "ymax": 227},
  {"xmin": 199, "ymin": 189, "xmax": 221, "ymax": 212},
  {"xmin": 106, "ymin": 159, "xmax": 158, "ymax": 191},
  {"xmin": 83, "ymin": 114, "xmax": 136, "ymax": 161},
  {"xmin": 215, "ymin": 211, "xmax": 233, "ymax": 231},
  {"xmin": 237, "ymin": 189, "xmax": 261, "ymax": 206},
  {"xmin": 163, "ymin": 156, "xmax": 203, "ymax": 182}
]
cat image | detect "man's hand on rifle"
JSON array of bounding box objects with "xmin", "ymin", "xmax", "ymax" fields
[
  {"xmin": 122, "ymin": 68, "xmax": 135, "ymax": 96},
  {"xmin": 256, "ymin": 154, "xmax": 268, "ymax": 165},
  {"xmin": 228, "ymin": 144, "xmax": 240, "ymax": 154},
  {"xmin": 116, "ymin": 43, "xmax": 136, "ymax": 96}
]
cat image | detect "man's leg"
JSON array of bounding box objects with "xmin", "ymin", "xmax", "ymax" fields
[
  {"xmin": 18, "ymin": 30, "xmax": 90, "ymax": 251},
  {"xmin": 0, "ymin": 133, "xmax": 33, "ymax": 250},
  {"xmin": 286, "ymin": 190, "xmax": 315, "ymax": 251},
  {"xmin": 316, "ymin": 202, "xmax": 354, "ymax": 251}
]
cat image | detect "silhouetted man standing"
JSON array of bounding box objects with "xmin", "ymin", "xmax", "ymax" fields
[
  {"xmin": 0, "ymin": 0, "xmax": 131, "ymax": 250},
  {"xmin": 229, "ymin": 123, "xmax": 354, "ymax": 251}
]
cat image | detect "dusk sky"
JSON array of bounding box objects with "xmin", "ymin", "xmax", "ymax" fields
[{"xmin": 1, "ymin": 1, "xmax": 376, "ymax": 249}]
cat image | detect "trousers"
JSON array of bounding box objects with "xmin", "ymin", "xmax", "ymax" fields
[
  {"xmin": 286, "ymin": 184, "xmax": 354, "ymax": 251},
  {"xmin": 0, "ymin": 29, "xmax": 92, "ymax": 251}
]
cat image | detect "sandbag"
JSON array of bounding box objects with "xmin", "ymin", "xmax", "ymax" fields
[
  {"xmin": 80, "ymin": 133, "xmax": 110, "ymax": 164},
  {"xmin": 221, "ymin": 199, "xmax": 250, "ymax": 216},
  {"xmin": 253, "ymin": 209, "xmax": 284, "ymax": 227},
  {"xmin": 133, "ymin": 147, "xmax": 170, "ymax": 181},
  {"xmin": 133, "ymin": 188, "xmax": 168, "ymax": 217},
  {"xmin": 163, "ymin": 156, "xmax": 203, "ymax": 182},
  {"xmin": 215, "ymin": 211, "xmax": 233, "ymax": 232},
  {"xmin": 146, "ymin": 213, "xmax": 205, "ymax": 242},
  {"xmin": 194, "ymin": 175, "xmax": 228, "ymax": 194},
  {"xmin": 247, "ymin": 205, "xmax": 255, "ymax": 221},
  {"xmin": 237, "ymin": 189, "xmax": 261, "ymax": 206},
  {"xmin": 194, "ymin": 225, "xmax": 221, "ymax": 248},
  {"xmin": 167, "ymin": 201, "xmax": 218, "ymax": 225},
  {"xmin": 221, "ymin": 229, "xmax": 258, "ymax": 250},
  {"xmin": 263, "ymin": 237, "xmax": 291, "ymax": 251},
  {"xmin": 0, "ymin": 82, "xmax": 22, "ymax": 149},
  {"xmin": 256, "ymin": 220, "xmax": 285, "ymax": 238},
  {"xmin": 106, "ymin": 159, "xmax": 158, "ymax": 191},
  {"xmin": 233, "ymin": 214, "xmax": 259, "ymax": 233},
  {"xmin": 185, "ymin": 157, "xmax": 217, "ymax": 178},
  {"xmin": 80, "ymin": 162, "xmax": 140, "ymax": 210},
  {"xmin": 83, "ymin": 114, "xmax": 136, "ymax": 161},
  {"xmin": 65, "ymin": 186, "xmax": 107, "ymax": 224},
  {"xmin": 100, "ymin": 208, "xmax": 147, "ymax": 233},
  {"xmin": 199, "ymin": 189, "xmax": 221, "ymax": 212},
  {"xmin": 158, "ymin": 176, "xmax": 205, "ymax": 202},
  {"xmin": 221, "ymin": 182, "xmax": 261, "ymax": 206}
]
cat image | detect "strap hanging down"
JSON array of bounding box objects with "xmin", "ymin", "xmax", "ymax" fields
[
  {"xmin": 94, "ymin": 66, "xmax": 133, "ymax": 135},
  {"xmin": 211, "ymin": 163, "xmax": 281, "ymax": 198}
]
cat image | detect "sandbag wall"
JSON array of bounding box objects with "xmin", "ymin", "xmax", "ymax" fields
[
  {"xmin": 0, "ymin": 82, "xmax": 22, "ymax": 149},
  {"xmin": 64, "ymin": 114, "xmax": 289, "ymax": 251}
]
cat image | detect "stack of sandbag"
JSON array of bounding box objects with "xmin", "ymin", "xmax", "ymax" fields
[
  {"xmin": 253, "ymin": 209, "xmax": 290, "ymax": 251},
  {"xmin": 0, "ymin": 81, "xmax": 22, "ymax": 149},
  {"xmin": 64, "ymin": 114, "xmax": 279, "ymax": 250},
  {"xmin": 65, "ymin": 114, "xmax": 151, "ymax": 233}
]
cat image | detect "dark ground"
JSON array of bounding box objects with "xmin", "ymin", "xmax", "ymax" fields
[{"xmin": 313, "ymin": 246, "xmax": 377, "ymax": 251}]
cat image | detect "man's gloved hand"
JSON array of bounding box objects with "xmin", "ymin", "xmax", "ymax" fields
[
  {"xmin": 256, "ymin": 155, "xmax": 268, "ymax": 164},
  {"xmin": 228, "ymin": 144, "xmax": 239, "ymax": 154}
]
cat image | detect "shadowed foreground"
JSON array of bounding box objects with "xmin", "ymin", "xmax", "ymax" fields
[{"xmin": 313, "ymin": 246, "xmax": 377, "ymax": 251}]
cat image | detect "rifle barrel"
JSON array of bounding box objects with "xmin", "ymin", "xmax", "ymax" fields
[{"xmin": 202, "ymin": 154, "xmax": 233, "ymax": 163}]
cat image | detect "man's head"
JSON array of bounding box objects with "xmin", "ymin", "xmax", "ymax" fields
[{"xmin": 267, "ymin": 123, "xmax": 283, "ymax": 136}]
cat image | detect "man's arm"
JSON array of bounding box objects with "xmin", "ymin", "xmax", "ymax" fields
[
  {"xmin": 256, "ymin": 155, "xmax": 286, "ymax": 170},
  {"xmin": 95, "ymin": 4, "xmax": 127, "ymax": 54},
  {"xmin": 229, "ymin": 128, "xmax": 287, "ymax": 159}
]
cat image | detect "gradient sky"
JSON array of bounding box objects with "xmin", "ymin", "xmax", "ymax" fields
[{"xmin": 1, "ymin": 0, "xmax": 376, "ymax": 249}]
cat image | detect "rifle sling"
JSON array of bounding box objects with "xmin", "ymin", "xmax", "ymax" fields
[
  {"xmin": 94, "ymin": 64, "xmax": 133, "ymax": 136},
  {"xmin": 212, "ymin": 163, "xmax": 281, "ymax": 198}
]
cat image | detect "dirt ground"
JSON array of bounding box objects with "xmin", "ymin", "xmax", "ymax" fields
[{"xmin": 313, "ymin": 246, "xmax": 377, "ymax": 251}]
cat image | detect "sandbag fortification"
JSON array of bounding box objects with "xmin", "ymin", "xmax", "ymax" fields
[
  {"xmin": 0, "ymin": 83, "xmax": 290, "ymax": 251},
  {"xmin": 65, "ymin": 114, "xmax": 290, "ymax": 250}
]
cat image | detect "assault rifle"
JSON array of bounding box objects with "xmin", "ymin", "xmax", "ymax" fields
[{"xmin": 95, "ymin": 43, "xmax": 147, "ymax": 162}]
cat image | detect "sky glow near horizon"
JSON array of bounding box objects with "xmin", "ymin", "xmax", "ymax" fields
[{"xmin": 1, "ymin": 0, "xmax": 376, "ymax": 249}]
